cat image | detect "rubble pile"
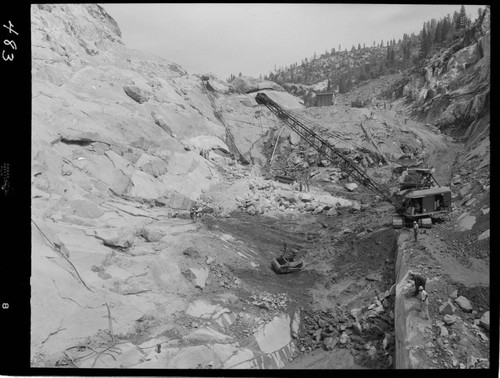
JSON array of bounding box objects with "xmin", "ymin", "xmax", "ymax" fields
[
  {"xmin": 249, "ymin": 292, "xmax": 290, "ymax": 311},
  {"xmin": 295, "ymin": 288, "xmax": 395, "ymax": 368},
  {"xmin": 236, "ymin": 177, "xmax": 359, "ymax": 216},
  {"xmin": 207, "ymin": 260, "xmax": 242, "ymax": 290},
  {"xmin": 191, "ymin": 196, "xmax": 218, "ymax": 218},
  {"xmin": 270, "ymin": 140, "xmax": 380, "ymax": 180},
  {"xmin": 420, "ymin": 292, "xmax": 490, "ymax": 369}
]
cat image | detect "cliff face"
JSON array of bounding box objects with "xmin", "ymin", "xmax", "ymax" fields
[{"xmin": 402, "ymin": 7, "xmax": 490, "ymax": 139}]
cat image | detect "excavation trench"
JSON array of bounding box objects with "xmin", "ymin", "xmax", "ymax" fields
[{"xmin": 203, "ymin": 206, "xmax": 399, "ymax": 369}]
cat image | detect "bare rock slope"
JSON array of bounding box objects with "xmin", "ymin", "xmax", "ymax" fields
[{"xmin": 31, "ymin": 4, "xmax": 306, "ymax": 368}]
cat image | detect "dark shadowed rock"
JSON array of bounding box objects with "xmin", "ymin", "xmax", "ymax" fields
[
  {"xmin": 183, "ymin": 247, "xmax": 201, "ymax": 259},
  {"xmin": 439, "ymin": 300, "xmax": 457, "ymax": 315},
  {"xmin": 123, "ymin": 85, "xmax": 151, "ymax": 103},
  {"xmin": 151, "ymin": 111, "xmax": 174, "ymax": 136}
]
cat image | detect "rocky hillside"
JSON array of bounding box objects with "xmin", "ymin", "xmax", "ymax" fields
[
  {"xmin": 265, "ymin": 6, "xmax": 487, "ymax": 110},
  {"xmin": 401, "ymin": 7, "xmax": 490, "ymax": 138},
  {"xmin": 31, "ymin": 4, "xmax": 305, "ymax": 367},
  {"xmin": 31, "ymin": 4, "xmax": 304, "ymax": 212}
]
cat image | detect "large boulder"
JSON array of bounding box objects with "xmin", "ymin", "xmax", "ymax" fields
[
  {"xmin": 232, "ymin": 76, "xmax": 285, "ymax": 94},
  {"xmin": 94, "ymin": 227, "xmax": 136, "ymax": 249},
  {"xmin": 186, "ymin": 268, "xmax": 210, "ymax": 289},
  {"xmin": 479, "ymin": 311, "xmax": 489, "ymax": 331},
  {"xmin": 345, "ymin": 183, "xmax": 358, "ymax": 192},
  {"xmin": 187, "ymin": 135, "xmax": 229, "ymax": 153},
  {"xmin": 123, "ymin": 85, "xmax": 151, "ymax": 103},
  {"xmin": 439, "ymin": 300, "xmax": 457, "ymax": 315},
  {"xmin": 454, "ymin": 296, "xmax": 473, "ymax": 313},
  {"xmin": 256, "ymin": 89, "xmax": 304, "ymax": 109}
]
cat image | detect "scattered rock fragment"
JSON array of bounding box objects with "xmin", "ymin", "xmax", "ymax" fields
[
  {"xmin": 477, "ymin": 229, "xmax": 489, "ymax": 241},
  {"xmin": 439, "ymin": 300, "xmax": 456, "ymax": 315},
  {"xmin": 323, "ymin": 336, "xmax": 338, "ymax": 351},
  {"xmin": 123, "ymin": 85, "xmax": 150, "ymax": 104},
  {"xmin": 183, "ymin": 247, "xmax": 201, "ymax": 259},
  {"xmin": 339, "ymin": 332, "xmax": 348, "ymax": 344},
  {"xmin": 140, "ymin": 225, "xmax": 166, "ymax": 243},
  {"xmin": 477, "ymin": 331, "xmax": 488, "ymax": 342},
  {"xmin": 440, "ymin": 326, "xmax": 449, "ymax": 337},
  {"xmin": 345, "ymin": 183, "xmax": 358, "ymax": 192},
  {"xmin": 479, "ymin": 311, "xmax": 489, "ymax": 331},
  {"xmin": 454, "ymin": 296, "xmax": 473, "ymax": 313},
  {"xmin": 352, "ymin": 321, "xmax": 362, "ymax": 335},
  {"xmin": 187, "ymin": 267, "xmax": 209, "ymax": 289},
  {"xmin": 350, "ymin": 308, "xmax": 362, "ymax": 319},
  {"xmin": 366, "ymin": 273, "xmax": 380, "ymax": 282},
  {"xmin": 443, "ymin": 314, "xmax": 457, "ymax": 325}
]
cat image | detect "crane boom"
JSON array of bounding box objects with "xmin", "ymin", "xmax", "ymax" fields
[{"xmin": 255, "ymin": 92, "xmax": 393, "ymax": 203}]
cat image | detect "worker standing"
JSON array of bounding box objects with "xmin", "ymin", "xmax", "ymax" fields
[
  {"xmin": 418, "ymin": 286, "xmax": 429, "ymax": 319},
  {"xmin": 413, "ymin": 220, "xmax": 419, "ymax": 242},
  {"xmin": 304, "ymin": 170, "xmax": 310, "ymax": 192},
  {"xmin": 409, "ymin": 272, "xmax": 427, "ymax": 296}
]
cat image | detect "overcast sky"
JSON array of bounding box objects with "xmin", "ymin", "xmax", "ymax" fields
[{"xmin": 102, "ymin": 4, "xmax": 483, "ymax": 80}]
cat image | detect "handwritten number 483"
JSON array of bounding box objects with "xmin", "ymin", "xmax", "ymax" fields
[{"xmin": 2, "ymin": 21, "xmax": 18, "ymax": 62}]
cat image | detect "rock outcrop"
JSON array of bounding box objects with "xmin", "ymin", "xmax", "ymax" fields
[
  {"xmin": 232, "ymin": 76, "xmax": 286, "ymax": 94},
  {"xmin": 401, "ymin": 7, "xmax": 490, "ymax": 136}
]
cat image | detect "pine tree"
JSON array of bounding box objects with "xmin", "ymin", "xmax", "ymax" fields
[
  {"xmin": 452, "ymin": 10, "xmax": 460, "ymax": 31},
  {"xmin": 457, "ymin": 5, "xmax": 468, "ymax": 29},
  {"xmin": 419, "ymin": 24, "xmax": 431, "ymax": 60},
  {"xmin": 434, "ymin": 20, "xmax": 442, "ymax": 44}
]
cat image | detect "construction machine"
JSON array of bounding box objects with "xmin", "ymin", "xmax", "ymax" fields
[{"xmin": 255, "ymin": 92, "xmax": 452, "ymax": 229}]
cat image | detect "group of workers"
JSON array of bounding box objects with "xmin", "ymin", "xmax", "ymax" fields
[{"xmin": 292, "ymin": 166, "xmax": 312, "ymax": 192}]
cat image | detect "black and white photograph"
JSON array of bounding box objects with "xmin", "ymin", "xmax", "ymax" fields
[{"xmin": 26, "ymin": 2, "xmax": 492, "ymax": 372}]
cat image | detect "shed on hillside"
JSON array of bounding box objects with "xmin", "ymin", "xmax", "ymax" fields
[{"xmin": 316, "ymin": 92, "xmax": 334, "ymax": 107}]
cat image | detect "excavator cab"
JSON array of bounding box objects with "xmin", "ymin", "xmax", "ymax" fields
[{"xmin": 393, "ymin": 186, "xmax": 452, "ymax": 228}]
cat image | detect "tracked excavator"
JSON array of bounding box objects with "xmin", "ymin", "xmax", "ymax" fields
[{"xmin": 255, "ymin": 92, "xmax": 452, "ymax": 229}]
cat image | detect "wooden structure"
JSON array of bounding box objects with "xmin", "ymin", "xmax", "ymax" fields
[{"xmin": 316, "ymin": 92, "xmax": 334, "ymax": 107}]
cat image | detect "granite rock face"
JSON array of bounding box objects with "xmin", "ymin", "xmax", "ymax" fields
[{"xmin": 31, "ymin": 4, "xmax": 305, "ymax": 367}]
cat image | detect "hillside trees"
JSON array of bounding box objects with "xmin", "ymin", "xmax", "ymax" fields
[
  {"xmin": 257, "ymin": 5, "xmax": 478, "ymax": 97},
  {"xmin": 419, "ymin": 23, "xmax": 432, "ymax": 60},
  {"xmin": 456, "ymin": 5, "xmax": 469, "ymax": 30}
]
